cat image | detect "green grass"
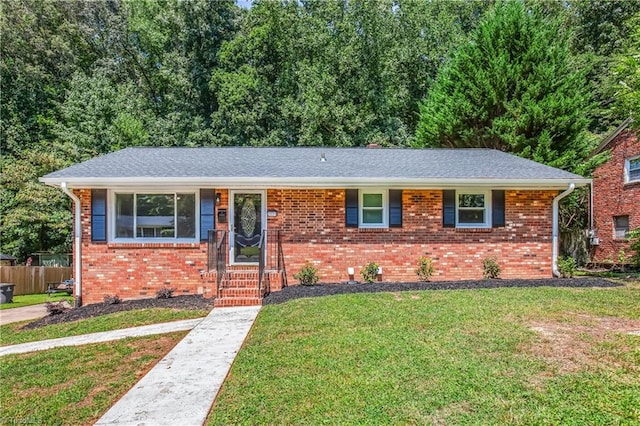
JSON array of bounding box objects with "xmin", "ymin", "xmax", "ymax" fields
[
  {"xmin": 1, "ymin": 308, "xmax": 208, "ymax": 346},
  {"xmin": 0, "ymin": 293, "xmax": 72, "ymax": 310},
  {"xmin": 208, "ymin": 282, "xmax": 640, "ymax": 425},
  {"xmin": 0, "ymin": 332, "xmax": 186, "ymax": 425}
]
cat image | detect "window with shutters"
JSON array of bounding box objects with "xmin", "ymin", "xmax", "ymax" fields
[
  {"xmin": 346, "ymin": 189, "xmax": 401, "ymax": 229},
  {"xmin": 625, "ymin": 156, "xmax": 640, "ymax": 183},
  {"xmin": 456, "ymin": 190, "xmax": 491, "ymax": 228}
]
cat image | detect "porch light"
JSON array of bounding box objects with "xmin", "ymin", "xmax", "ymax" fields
[{"xmin": 215, "ymin": 193, "xmax": 221, "ymax": 204}]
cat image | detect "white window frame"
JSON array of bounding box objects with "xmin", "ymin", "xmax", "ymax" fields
[
  {"xmin": 455, "ymin": 189, "xmax": 491, "ymax": 228},
  {"xmin": 625, "ymin": 156, "xmax": 640, "ymax": 183},
  {"xmin": 109, "ymin": 189, "xmax": 200, "ymax": 243},
  {"xmin": 359, "ymin": 189, "xmax": 388, "ymax": 228}
]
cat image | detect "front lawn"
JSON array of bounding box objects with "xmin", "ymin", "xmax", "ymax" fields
[
  {"xmin": 0, "ymin": 332, "xmax": 186, "ymax": 425},
  {"xmin": 208, "ymin": 281, "xmax": 640, "ymax": 425},
  {"xmin": 0, "ymin": 293, "xmax": 72, "ymax": 310}
]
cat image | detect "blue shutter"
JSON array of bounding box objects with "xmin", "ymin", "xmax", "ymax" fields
[
  {"xmin": 443, "ymin": 190, "xmax": 455, "ymax": 228},
  {"xmin": 492, "ymin": 190, "xmax": 505, "ymax": 228},
  {"xmin": 345, "ymin": 189, "xmax": 358, "ymax": 228},
  {"xmin": 91, "ymin": 189, "xmax": 107, "ymax": 242},
  {"xmin": 389, "ymin": 190, "xmax": 402, "ymax": 228},
  {"xmin": 200, "ymin": 189, "xmax": 215, "ymax": 241}
]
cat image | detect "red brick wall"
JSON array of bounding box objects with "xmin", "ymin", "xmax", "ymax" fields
[
  {"xmin": 76, "ymin": 190, "xmax": 212, "ymax": 304},
  {"xmin": 75, "ymin": 187, "xmax": 557, "ymax": 304},
  {"xmin": 592, "ymin": 130, "xmax": 640, "ymax": 263},
  {"xmin": 265, "ymin": 189, "xmax": 556, "ymax": 283}
]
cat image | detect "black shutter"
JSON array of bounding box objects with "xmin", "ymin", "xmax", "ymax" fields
[
  {"xmin": 443, "ymin": 190, "xmax": 455, "ymax": 228},
  {"xmin": 492, "ymin": 190, "xmax": 505, "ymax": 228},
  {"xmin": 345, "ymin": 189, "xmax": 359, "ymax": 228},
  {"xmin": 200, "ymin": 189, "xmax": 215, "ymax": 241},
  {"xmin": 389, "ymin": 190, "xmax": 402, "ymax": 228},
  {"xmin": 91, "ymin": 189, "xmax": 107, "ymax": 242}
]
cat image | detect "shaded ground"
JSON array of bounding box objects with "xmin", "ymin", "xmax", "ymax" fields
[
  {"xmin": 263, "ymin": 277, "xmax": 621, "ymax": 305},
  {"xmin": 22, "ymin": 295, "xmax": 214, "ymax": 329}
]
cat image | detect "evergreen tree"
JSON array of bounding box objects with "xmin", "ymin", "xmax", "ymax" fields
[{"xmin": 414, "ymin": 0, "xmax": 594, "ymax": 172}]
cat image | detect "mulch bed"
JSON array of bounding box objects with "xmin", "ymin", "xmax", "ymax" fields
[
  {"xmin": 22, "ymin": 295, "xmax": 214, "ymax": 330},
  {"xmin": 262, "ymin": 277, "xmax": 622, "ymax": 305},
  {"xmin": 19, "ymin": 278, "xmax": 623, "ymax": 328}
]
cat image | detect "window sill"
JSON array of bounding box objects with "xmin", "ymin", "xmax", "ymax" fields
[
  {"xmin": 356, "ymin": 228, "xmax": 392, "ymax": 233},
  {"xmin": 107, "ymin": 242, "xmax": 202, "ymax": 249},
  {"xmin": 623, "ymin": 180, "xmax": 640, "ymax": 189},
  {"xmin": 454, "ymin": 227, "xmax": 493, "ymax": 233}
]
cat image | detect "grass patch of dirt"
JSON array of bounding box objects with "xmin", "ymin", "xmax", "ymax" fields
[{"xmin": 527, "ymin": 314, "xmax": 640, "ymax": 374}]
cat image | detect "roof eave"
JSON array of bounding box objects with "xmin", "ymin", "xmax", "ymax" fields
[
  {"xmin": 40, "ymin": 176, "xmax": 591, "ymax": 190},
  {"xmin": 592, "ymin": 117, "xmax": 635, "ymax": 155}
]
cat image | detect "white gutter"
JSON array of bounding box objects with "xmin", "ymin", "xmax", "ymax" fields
[
  {"xmin": 61, "ymin": 182, "xmax": 82, "ymax": 307},
  {"xmin": 40, "ymin": 176, "xmax": 592, "ymax": 190},
  {"xmin": 552, "ymin": 183, "xmax": 576, "ymax": 277}
]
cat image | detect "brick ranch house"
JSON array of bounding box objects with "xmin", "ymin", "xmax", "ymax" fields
[
  {"xmin": 40, "ymin": 147, "xmax": 589, "ymax": 307},
  {"xmin": 591, "ymin": 118, "xmax": 639, "ymax": 264}
]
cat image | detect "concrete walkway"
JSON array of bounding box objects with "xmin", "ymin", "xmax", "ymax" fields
[
  {"xmin": 0, "ymin": 303, "xmax": 52, "ymax": 325},
  {"xmin": 96, "ymin": 306, "xmax": 261, "ymax": 426},
  {"xmin": 0, "ymin": 318, "xmax": 203, "ymax": 356}
]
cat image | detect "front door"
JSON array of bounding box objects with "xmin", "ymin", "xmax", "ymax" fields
[{"xmin": 230, "ymin": 191, "xmax": 265, "ymax": 263}]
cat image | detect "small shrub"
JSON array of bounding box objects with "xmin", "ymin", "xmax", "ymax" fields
[
  {"xmin": 415, "ymin": 256, "xmax": 435, "ymax": 282},
  {"xmin": 156, "ymin": 287, "xmax": 175, "ymax": 299},
  {"xmin": 361, "ymin": 262, "xmax": 380, "ymax": 284},
  {"xmin": 103, "ymin": 294, "xmax": 121, "ymax": 305},
  {"xmin": 618, "ymin": 248, "xmax": 628, "ymax": 272},
  {"xmin": 557, "ymin": 256, "xmax": 576, "ymax": 278},
  {"xmin": 293, "ymin": 261, "xmax": 320, "ymax": 286},
  {"xmin": 45, "ymin": 302, "xmax": 69, "ymax": 316},
  {"xmin": 482, "ymin": 257, "xmax": 501, "ymax": 279}
]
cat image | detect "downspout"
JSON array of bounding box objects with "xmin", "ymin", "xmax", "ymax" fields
[
  {"xmin": 61, "ymin": 182, "xmax": 82, "ymax": 307},
  {"xmin": 590, "ymin": 182, "xmax": 594, "ymax": 233},
  {"xmin": 552, "ymin": 183, "xmax": 576, "ymax": 277}
]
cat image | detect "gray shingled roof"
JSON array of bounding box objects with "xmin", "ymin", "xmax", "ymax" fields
[{"xmin": 41, "ymin": 147, "xmax": 588, "ymax": 188}]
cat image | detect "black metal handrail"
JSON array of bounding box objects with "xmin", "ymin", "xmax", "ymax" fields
[
  {"xmin": 207, "ymin": 229, "xmax": 227, "ymax": 299},
  {"xmin": 258, "ymin": 230, "xmax": 267, "ymax": 297},
  {"xmin": 277, "ymin": 230, "xmax": 287, "ymax": 287},
  {"xmin": 209, "ymin": 228, "xmax": 285, "ymax": 299},
  {"xmin": 216, "ymin": 231, "xmax": 227, "ymax": 299}
]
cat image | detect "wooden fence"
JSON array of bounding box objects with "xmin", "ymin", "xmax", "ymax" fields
[{"xmin": 0, "ymin": 266, "xmax": 73, "ymax": 295}]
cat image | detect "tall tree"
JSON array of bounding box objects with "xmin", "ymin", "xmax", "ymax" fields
[
  {"xmin": 568, "ymin": 0, "xmax": 640, "ymax": 132},
  {"xmin": 1, "ymin": 0, "xmax": 241, "ymax": 260},
  {"xmin": 0, "ymin": 0, "xmax": 94, "ymax": 260},
  {"xmin": 414, "ymin": 0, "xmax": 594, "ymax": 172},
  {"xmin": 211, "ymin": 0, "xmax": 488, "ymax": 146},
  {"xmin": 609, "ymin": 12, "xmax": 640, "ymax": 126}
]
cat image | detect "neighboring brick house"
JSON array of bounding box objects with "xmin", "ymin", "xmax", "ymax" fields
[
  {"xmin": 591, "ymin": 118, "xmax": 640, "ymax": 264},
  {"xmin": 41, "ymin": 147, "xmax": 589, "ymax": 307}
]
